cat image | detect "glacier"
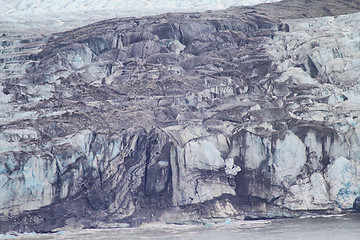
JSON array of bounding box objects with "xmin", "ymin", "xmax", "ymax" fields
[
  {"xmin": 0, "ymin": 0, "xmax": 281, "ymax": 34},
  {"xmin": 1, "ymin": 0, "xmax": 281, "ymax": 15},
  {"xmin": 263, "ymin": 11, "xmax": 360, "ymax": 210},
  {"xmin": 1, "ymin": 0, "xmax": 360, "ymax": 234}
]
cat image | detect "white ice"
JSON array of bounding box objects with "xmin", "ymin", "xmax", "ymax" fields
[
  {"xmin": 0, "ymin": 0, "xmax": 281, "ymax": 15},
  {"xmin": 0, "ymin": 0, "xmax": 281, "ymax": 34}
]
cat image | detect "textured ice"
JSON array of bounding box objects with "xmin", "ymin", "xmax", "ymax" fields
[
  {"xmin": 2, "ymin": 0, "xmax": 360, "ymax": 231},
  {"xmin": 265, "ymin": 11, "xmax": 360, "ymax": 210},
  {"xmin": 282, "ymin": 172, "xmax": 331, "ymax": 210},
  {"xmin": 325, "ymin": 157, "xmax": 360, "ymax": 209},
  {"xmin": 272, "ymin": 132, "xmax": 307, "ymax": 187}
]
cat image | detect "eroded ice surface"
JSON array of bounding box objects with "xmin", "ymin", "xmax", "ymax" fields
[
  {"xmin": 2, "ymin": 0, "xmax": 360, "ymax": 233},
  {"xmin": 264, "ymin": 11, "xmax": 360, "ymax": 210}
]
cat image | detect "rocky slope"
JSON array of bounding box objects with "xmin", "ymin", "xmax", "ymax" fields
[{"xmin": 1, "ymin": 0, "xmax": 360, "ymax": 233}]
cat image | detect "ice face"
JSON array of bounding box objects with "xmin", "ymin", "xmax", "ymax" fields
[
  {"xmin": 3, "ymin": 0, "xmax": 360, "ymax": 233},
  {"xmin": 325, "ymin": 157, "xmax": 360, "ymax": 209},
  {"xmin": 263, "ymin": 11, "xmax": 360, "ymax": 210}
]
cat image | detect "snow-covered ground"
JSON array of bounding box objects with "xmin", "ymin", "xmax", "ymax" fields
[
  {"xmin": 0, "ymin": 0, "xmax": 281, "ymax": 33},
  {"xmin": 1, "ymin": 0, "xmax": 281, "ymax": 15}
]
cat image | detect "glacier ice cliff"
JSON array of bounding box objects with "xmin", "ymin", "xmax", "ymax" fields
[{"xmin": 1, "ymin": 0, "xmax": 360, "ymax": 233}]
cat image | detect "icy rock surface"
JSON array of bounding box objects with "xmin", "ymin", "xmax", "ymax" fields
[{"xmin": 2, "ymin": 0, "xmax": 360, "ymax": 233}]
